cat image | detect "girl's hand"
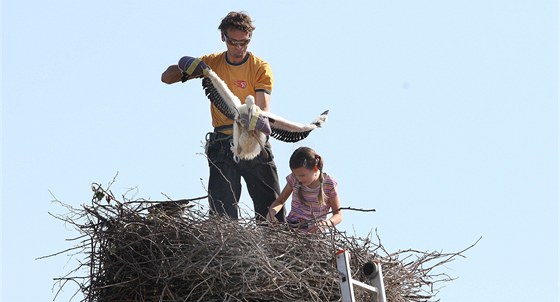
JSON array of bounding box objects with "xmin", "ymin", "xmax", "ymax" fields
[
  {"xmin": 266, "ymin": 210, "xmax": 278, "ymax": 223},
  {"xmin": 312, "ymin": 219, "xmax": 333, "ymax": 232}
]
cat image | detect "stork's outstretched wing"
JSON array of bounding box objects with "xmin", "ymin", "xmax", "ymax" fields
[
  {"xmin": 194, "ymin": 62, "xmax": 328, "ymax": 143},
  {"xmin": 264, "ymin": 110, "xmax": 329, "ymax": 143},
  {"xmin": 201, "ymin": 70, "xmax": 242, "ymax": 120}
]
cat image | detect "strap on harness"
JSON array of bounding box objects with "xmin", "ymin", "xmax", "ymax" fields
[
  {"xmin": 213, "ymin": 124, "xmax": 233, "ymax": 133},
  {"xmin": 205, "ymin": 124, "xmax": 233, "ymax": 144}
]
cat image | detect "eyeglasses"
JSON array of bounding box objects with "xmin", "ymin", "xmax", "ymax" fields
[{"xmin": 223, "ymin": 33, "xmax": 251, "ymax": 47}]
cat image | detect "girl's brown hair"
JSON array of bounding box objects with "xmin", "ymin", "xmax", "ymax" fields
[{"xmin": 289, "ymin": 147, "xmax": 326, "ymax": 205}]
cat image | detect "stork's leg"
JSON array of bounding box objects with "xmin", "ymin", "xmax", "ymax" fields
[{"xmin": 249, "ymin": 130, "xmax": 268, "ymax": 159}]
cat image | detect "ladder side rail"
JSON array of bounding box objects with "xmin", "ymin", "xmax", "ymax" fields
[
  {"xmin": 336, "ymin": 250, "xmax": 356, "ymax": 302},
  {"xmin": 369, "ymin": 263, "xmax": 387, "ymax": 302}
]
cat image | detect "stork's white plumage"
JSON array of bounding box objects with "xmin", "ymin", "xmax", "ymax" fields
[{"xmin": 201, "ymin": 69, "xmax": 329, "ymax": 161}]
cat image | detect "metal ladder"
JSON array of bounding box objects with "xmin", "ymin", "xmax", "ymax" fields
[{"xmin": 335, "ymin": 249, "xmax": 387, "ymax": 302}]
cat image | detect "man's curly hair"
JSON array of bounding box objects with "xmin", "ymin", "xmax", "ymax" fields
[{"xmin": 218, "ymin": 11, "xmax": 256, "ymax": 35}]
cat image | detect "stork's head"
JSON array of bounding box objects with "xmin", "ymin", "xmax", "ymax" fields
[
  {"xmin": 240, "ymin": 95, "xmax": 271, "ymax": 135},
  {"xmin": 178, "ymin": 56, "xmax": 210, "ymax": 82},
  {"xmin": 244, "ymin": 95, "xmax": 255, "ymax": 107}
]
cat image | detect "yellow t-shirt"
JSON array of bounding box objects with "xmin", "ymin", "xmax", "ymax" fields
[{"xmin": 200, "ymin": 52, "xmax": 274, "ymax": 133}]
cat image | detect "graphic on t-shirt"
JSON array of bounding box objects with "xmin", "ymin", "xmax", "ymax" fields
[{"xmin": 233, "ymin": 80, "xmax": 247, "ymax": 88}]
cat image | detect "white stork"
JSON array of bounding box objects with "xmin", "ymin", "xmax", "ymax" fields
[{"xmin": 178, "ymin": 56, "xmax": 329, "ymax": 161}]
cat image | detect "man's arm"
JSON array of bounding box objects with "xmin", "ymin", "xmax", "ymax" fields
[
  {"xmin": 161, "ymin": 65, "xmax": 182, "ymax": 84},
  {"xmin": 255, "ymin": 91, "xmax": 271, "ymax": 112}
]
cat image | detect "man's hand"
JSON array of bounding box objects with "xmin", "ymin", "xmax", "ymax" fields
[
  {"xmin": 240, "ymin": 106, "xmax": 271, "ymax": 135},
  {"xmin": 177, "ymin": 56, "xmax": 210, "ymax": 82}
]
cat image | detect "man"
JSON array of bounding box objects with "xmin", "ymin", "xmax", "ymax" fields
[{"xmin": 161, "ymin": 11, "xmax": 284, "ymax": 222}]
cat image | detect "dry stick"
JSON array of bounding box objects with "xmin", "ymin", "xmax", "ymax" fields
[
  {"xmin": 337, "ymin": 206, "xmax": 376, "ymax": 212},
  {"xmin": 198, "ymin": 151, "xmax": 240, "ymax": 208},
  {"xmin": 156, "ymin": 193, "xmax": 209, "ymax": 204}
]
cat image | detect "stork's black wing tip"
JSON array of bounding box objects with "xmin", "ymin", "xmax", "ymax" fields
[
  {"xmin": 270, "ymin": 129, "xmax": 312, "ymax": 143},
  {"xmin": 201, "ymin": 77, "xmax": 237, "ymax": 120}
]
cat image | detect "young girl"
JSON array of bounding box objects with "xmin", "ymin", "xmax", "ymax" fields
[{"xmin": 266, "ymin": 147, "xmax": 342, "ymax": 233}]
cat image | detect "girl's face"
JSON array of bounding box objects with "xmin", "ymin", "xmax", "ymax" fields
[{"xmin": 292, "ymin": 166, "xmax": 319, "ymax": 187}]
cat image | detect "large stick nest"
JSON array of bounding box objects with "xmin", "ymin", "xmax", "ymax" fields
[{"xmin": 47, "ymin": 183, "xmax": 476, "ymax": 302}]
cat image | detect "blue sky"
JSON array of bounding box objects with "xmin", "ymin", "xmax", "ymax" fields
[{"xmin": 2, "ymin": 1, "xmax": 558, "ymax": 301}]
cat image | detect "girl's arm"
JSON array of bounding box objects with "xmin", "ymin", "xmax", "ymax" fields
[
  {"xmin": 266, "ymin": 183, "xmax": 292, "ymax": 222},
  {"xmin": 327, "ymin": 195, "xmax": 343, "ymax": 226},
  {"xmin": 315, "ymin": 195, "xmax": 343, "ymax": 231}
]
